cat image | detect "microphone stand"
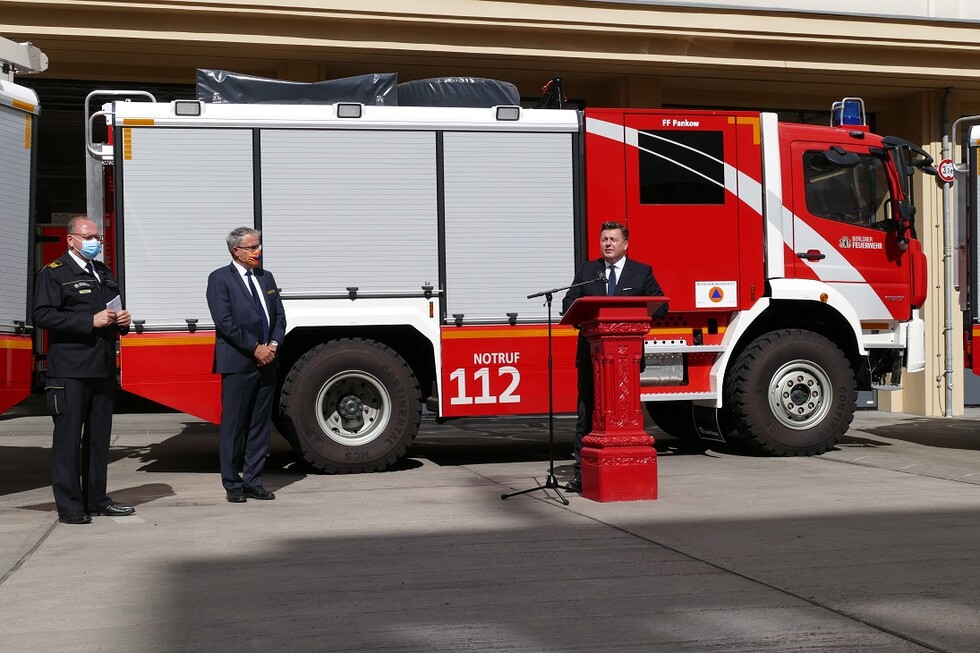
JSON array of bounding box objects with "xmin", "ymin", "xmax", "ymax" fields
[{"xmin": 502, "ymin": 273, "xmax": 606, "ymax": 504}]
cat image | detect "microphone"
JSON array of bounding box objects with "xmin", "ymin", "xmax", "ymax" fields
[{"xmin": 596, "ymin": 270, "xmax": 606, "ymax": 284}]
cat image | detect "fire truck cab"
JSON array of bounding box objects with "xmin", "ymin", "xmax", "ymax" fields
[{"xmin": 587, "ymin": 99, "xmax": 932, "ymax": 452}]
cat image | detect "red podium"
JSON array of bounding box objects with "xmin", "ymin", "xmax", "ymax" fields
[{"xmin": 561, "ymin": 296, "xmax": 668, "ymax": 502}]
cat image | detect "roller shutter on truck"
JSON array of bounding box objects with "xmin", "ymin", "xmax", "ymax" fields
[
  {"xmin": 119, "ymin": 128, "xmax": 255, "ymax": 328},
  {"xmin": 442, "ymin": 131, "xmax": 574, "ymax": 322},
  {"xmin": 0, "ymin": 83, "xmax": 37, "ymax": 413},
  {"xmin": 260, "ymin": 129, "xmax": 440, "ymax": 296}
]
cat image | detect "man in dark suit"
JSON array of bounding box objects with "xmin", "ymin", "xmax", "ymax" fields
[
  {"xmin": 206, "ymin": 227, "xmax": 286, "ymax": 503},
  {"xmin": 561, "ymin": 221, "xmax": 667, "ymax": 492},
  {"xmin": 34, "ymin": 215, "xmax": 136, "ymax": 524}
]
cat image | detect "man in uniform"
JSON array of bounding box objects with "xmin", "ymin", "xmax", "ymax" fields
[
  {"xmin": 34, "ymin": 215, "xmax": 134, "ymax": 524},
  {"xmin": 561, "ymin": 221, "xmax": 667, "ymax": 492}
]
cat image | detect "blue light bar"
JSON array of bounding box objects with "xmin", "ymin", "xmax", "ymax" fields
[{"xmin": 831, "ymin": 97, "xmax": 866, "ymax": 128}]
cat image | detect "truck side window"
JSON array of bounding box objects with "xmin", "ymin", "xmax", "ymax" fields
[
  {"xmin": 803, "ymin": 151, "xmax": 891, "ymax": 229},
  {"xmin": 638, "ymin": 130, "xmax": 725, "ymax": 204}
]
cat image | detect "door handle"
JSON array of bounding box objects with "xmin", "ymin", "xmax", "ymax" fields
[{"xmin": 797, "ymin": 249, "xmax": 826, "ymax": 261}]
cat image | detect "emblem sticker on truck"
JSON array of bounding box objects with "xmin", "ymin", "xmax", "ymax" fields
[
  {"xmin": 695, "ymin": 281, "xmax": 737, "ymax": 308},
  {"xmin": 839, "ymin": 235, "xmax": 883, "ymax": 250}
]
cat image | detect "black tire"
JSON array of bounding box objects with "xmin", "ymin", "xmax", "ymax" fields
[
  {"xmin": 644, "ymin": 401, "xmax": 699, "ymax": 441},
  {"xmin": 724, "ymin": 329, "xmax": 855, "ymax": 456},
  {"xmin": 279, "ymin": 338, "xmax": 421, "ymax": 473},
  {"xmin": 271, "ymin": 392, "xmax": 298, "ymax": 449}
]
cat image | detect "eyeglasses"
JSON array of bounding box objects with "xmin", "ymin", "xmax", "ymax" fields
[
  {"xmin": 235, "ymin": 244, "xmax": 262, "ymax": 252},
  {"xmin": 70, "ymin": 233, "xmax": 104, "ymax": 242}
]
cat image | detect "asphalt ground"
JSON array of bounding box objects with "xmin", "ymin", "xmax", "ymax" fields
[{"xmin": 1, "ymin": 396, "xmax": 980, "ymax": 652}]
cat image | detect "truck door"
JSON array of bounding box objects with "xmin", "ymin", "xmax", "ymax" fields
[
  {"xmin": 789, "ymin": 141, "xmax": 912, "ymax": 321},
  {"xmin": 622, "ymin": 112, "xmax": 755, "ymax": 313}
]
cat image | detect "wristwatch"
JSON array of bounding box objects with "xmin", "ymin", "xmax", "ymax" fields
[{"xmin": 269, "ymin": 340, "xmax": 279, "ymax": 349}]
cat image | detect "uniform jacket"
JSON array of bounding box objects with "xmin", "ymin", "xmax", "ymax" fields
[
  {"xmin": 561, "ymin": 257, "xmax": 668, "ymax": 367},
  {"xmin": 206, "ymin": 263, "xmax": 286, "ymax": 374},
  {"xmin": 34, "ymin": 251, "xmax": 128, "ymax": 378}
]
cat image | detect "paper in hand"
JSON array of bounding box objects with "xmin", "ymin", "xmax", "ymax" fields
[{"xmin": 106, "ymin": 295, "xmax": 123, "ymax": 312}]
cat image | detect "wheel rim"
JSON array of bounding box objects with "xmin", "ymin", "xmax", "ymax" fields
[
  {"xmin": 315, "ymin": 370, "xmax": 391, "ymax": 446},
  {"xmin": 767, "ymin": 360, "xmax": 832, "ymax": 430}
]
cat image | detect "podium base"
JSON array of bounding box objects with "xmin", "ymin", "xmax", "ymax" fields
[{"xmin": 580, "ymin": 439, "xmax": 658, "ymax": 502}]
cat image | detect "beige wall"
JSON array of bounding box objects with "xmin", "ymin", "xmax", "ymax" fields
[
  {"xmin": 4, "ymin": 2, "xmax": 980, "ymax": 93},
  {"xmin": 5, "ymin": 1, "xmax": 980, "ymax": 414}
]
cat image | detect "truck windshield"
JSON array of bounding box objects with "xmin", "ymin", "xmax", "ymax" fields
[{"xmin": 803, "ymin": 151, "xmax": 891, "ymax": 230}]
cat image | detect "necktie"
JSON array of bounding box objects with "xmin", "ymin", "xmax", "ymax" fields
[
  {"xmin": 607, "ymin": 265, "xmax": 617, "ymax": 296},
  {"xmin": 245, "ymin": 270, "xmax": 270, "ymax": 344},
  {"xmin": 86, "ymin": 261, "xmax": 99, "ymax": 284}
]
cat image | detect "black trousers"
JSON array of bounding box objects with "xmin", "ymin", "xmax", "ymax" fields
[
  {"xmin": 219, "ymin": 366, "xmax": 276, "ymax": 491},
  {"xmin": 48, "ymin": 376, "xmax": 116, "ymax": 514}
]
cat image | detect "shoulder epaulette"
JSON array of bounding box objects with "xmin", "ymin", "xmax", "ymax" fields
[{"xmin": 47, "ymin": 260, "xmax": 63, "ymax": 269}]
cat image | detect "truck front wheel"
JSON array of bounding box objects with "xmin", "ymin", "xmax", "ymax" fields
[
  {"xmin": 724, "ymin": 329, "xmax": 855, "ymax": 456},
  {"xmin": 280, "ymin": 338, "xmax": 421, "ymax": 473}
]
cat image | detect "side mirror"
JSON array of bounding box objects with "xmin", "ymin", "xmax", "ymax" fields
[{"xmin": 882, "ymin": 136, "xmax": 937, "ymax": 176}]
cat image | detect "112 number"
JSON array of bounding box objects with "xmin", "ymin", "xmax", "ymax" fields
[{"xmin": 448, "ymin": 366, "xmax": 521, "ymax": 405}]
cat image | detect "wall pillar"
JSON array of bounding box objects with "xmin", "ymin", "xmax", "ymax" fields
[{"xmin": 876, "ymin": 90, "xmax": 962, "ymax": 417}]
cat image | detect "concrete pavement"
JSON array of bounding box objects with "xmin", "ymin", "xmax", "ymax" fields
[{"xmin": 1, "ymin": 403, "xmax": 979, "ymax": 651}]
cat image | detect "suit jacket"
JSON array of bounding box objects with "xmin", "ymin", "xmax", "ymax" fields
[
  {"xmin": 206, "ymin": 263, "xmax": 287, "ymax": 374},
  {"xmin": 562, "ymin": 257, "xmax": 668, "ymax": 367}
]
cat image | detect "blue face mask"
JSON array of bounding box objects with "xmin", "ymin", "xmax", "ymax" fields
[{"xmin": 77, "ymin": 237, "xmax": 102, "ymax": 259}]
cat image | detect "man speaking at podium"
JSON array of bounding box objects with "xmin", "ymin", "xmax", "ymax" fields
[{"xmin": 562, "ymin": 221, "xmax": 667, "ymax": 493}]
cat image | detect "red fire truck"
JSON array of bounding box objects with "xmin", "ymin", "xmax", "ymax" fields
[
  {"xmin": 77, "ymin": 81, "xmax": 936, "ymax": 472},
  {"xmin": 0, "ymin": 38, "xmax": 45, "ymax": 414}
]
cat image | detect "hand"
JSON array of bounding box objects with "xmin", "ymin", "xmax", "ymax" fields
[
  {"xmin": 93, "ymin": 309, "xmax": 115, "ymax": 328},
  {"xmin": 253, "ymin": 343, "xmax": 275, "ymax": 366},
  {"xmin": 115, "ymin": 309, "xmax": 132, "ymax": 328}
]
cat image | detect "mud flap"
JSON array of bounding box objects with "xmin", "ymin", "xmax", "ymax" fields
[{"xmin": 692, "ymin": 404, "xmax": 727, "ymax": 443}]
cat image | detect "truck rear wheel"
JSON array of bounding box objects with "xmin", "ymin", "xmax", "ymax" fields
[
  {"xmin": 280, "ymin": 338, "xmax": 421, "ymax": 473},
  {"xmin": 724, "ymin": 329, "xmax": 855, "ymax": 456}
]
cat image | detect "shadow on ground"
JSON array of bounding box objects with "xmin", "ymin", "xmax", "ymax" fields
[
  {"xmin": 65, "ymin": 506, "xmax": 976, "ymax": 653},
  {"xmin": 857, "ymin": 417, "xmax": 980, "ymax": 451},
  {"xmin": 0, "ymin": 444, "xmax": 142, "ymax": 498}
]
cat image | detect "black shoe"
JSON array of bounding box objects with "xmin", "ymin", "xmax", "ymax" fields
[
  {"xmin": 243, "ymin": 485, "xmax": 275, "ymax": 500},
  {"xmin": 566, "ymin": 476, "xmax": 582, "ymax": 493},
  {"xmin": 59, "ymin": 511, "xmax": 92, "ymax": 525},
  {"xmin": 95, "ymin": 503, "xmax": 136, "ymax": 517},
  {"xmin": 226, "ymin": 489, "xmax": 247, "ymax": 503}
]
